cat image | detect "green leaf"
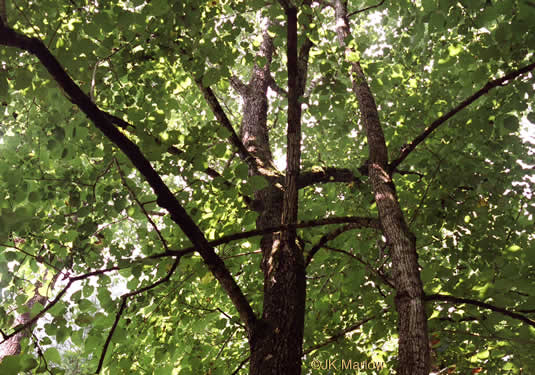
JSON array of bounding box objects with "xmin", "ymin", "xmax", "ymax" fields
[{"xmin": 44, "ymin": 347, "xmax": 62, "ymax": 364}]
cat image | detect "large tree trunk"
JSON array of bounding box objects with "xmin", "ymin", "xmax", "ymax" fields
[
  {"xmin": 334, "ymin": 2, "xmax": 431, "ymax": 374},
  {"xmin": 232, "ymin": 15, "xmax": 307, "ymax": 374}
]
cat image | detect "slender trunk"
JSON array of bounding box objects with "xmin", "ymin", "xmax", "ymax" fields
[{"xmin": 334, "ymin": 2, "xmax": 431, "ymax": 374}]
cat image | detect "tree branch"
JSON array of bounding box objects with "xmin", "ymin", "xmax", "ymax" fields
[
  {"xmin": 267, "ymin": 74, "xmax": 287, "ymax": 97},
  {"xmin": 0, "ymin": 24, "xmax": 257, "ymax": 333},
  {"xmin": 104, "ymin": 111, "xmax": 251, "ymax": 205},
  {"xmin": 0, "ymin": 0, "xmax": 7, "ymax": 26},
  {"xmin": 297, "ymin": 167, "xmax": 362, "ymax": 188},
  {"xmin": 425, "ymin": 293, "xmax": 535, "ymax": 328},
  {"xmin": 348, "ymin": 0, "xmax": 386, "ymax": 17},
  {"xmin": 196, "ymin": 82, "xmax": 260, "ymax": 174},
  {"xmin": 96, "ymin": 258, "xmax": 180, "ymax": 373},
  {"xmin": 305, "ymin": 223, "xmax": 368, "ymax": 266},
  {"xmin": 1, "ymin": 267, "xmax": 121, "ymax": 344},
  {"xmin": 389, "ymin": 61, "xmax": 535, "ymax": 172},
  {"xmin": 157, "ymin": 216, "xmax": 381, "ymax": 258},
  {"xmin": 96, "ymin": 298, "xmax": 126, "ymax": 373},
  {"xmin": 303, "ymin": 312, "xmax": 384, "ymax": 354},
  {"xmin": 230, "ymin": 75, "xmax": 248, "ymax": 96},
  {"xmin": 115, "ymin": 158, "xmax": 170, "ymax": 253},
  {"xmin": 321, "ymin": 244, "xmax": 395, "ymax": 288}
]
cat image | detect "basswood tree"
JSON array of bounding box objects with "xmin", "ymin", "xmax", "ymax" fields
[{"xmin": 1, "ymin": 0, "xmax": 534, "ymax": 374}]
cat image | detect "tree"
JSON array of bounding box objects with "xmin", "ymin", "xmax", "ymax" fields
[{"xmin": 1, "ymin": 0, "xmax": 534, "ymax": 374}]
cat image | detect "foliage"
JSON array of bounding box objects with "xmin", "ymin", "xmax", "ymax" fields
[{"xmin": 1, "ymin": 0, "xmax": 534, "ymax": 374}]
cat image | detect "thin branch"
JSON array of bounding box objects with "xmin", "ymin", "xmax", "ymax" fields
[
  {"xmin": 213, "ymin": 328, "xmax": 237, "ymax": 363},
  {"xmin": 196, "ymin": 82, "xmax": 259, "ymax": 173},
  {"xmin": 96, "ymin": 298, "xmax": 126, "ymax": 373},
  {"xmin": 306, "ymin": 223, "xmax": 367, "ymax": 266},
  {"xmin": 425, "ymin": 294, "xmax": 535, "ymax": 328},
  {"xmin": 0, "ymin": 0, "xmax": 6, "ymax": 26},
  {"xmin": 115, "ymin": 158, "xmax": 170, "ymax": 252},
  {"xmin": 348, "ymin": 0, "xmax": 386, "ymax": 17},
  {"xmin": 231, "ymin": 355, "xmax": 250, "ymax": 375},
  {"xmin": 389, "ymin": 61, "xmax": 535, "ymax": 172},
  {"xmin": 0, "ymin": 25, "xmax": 257, "ymax": 332},
  {"xmin": 268, "ymin": 75, "xmax": 287, "ymax": 97},
  {"xmin": 409, "ymin": 162, "xmax": 441, "ymax": 225},
  {"xmin": 303, "ymin": 312, "xmax": 383, "ymax": 355},
  {"xmin": 0, "ymin": 267, "xmax": 121, "ymax": 344},
  {"xmin": 157, "ymin": 216, "xmax": 381, "ymax": 258},
  {"xmin": 322, "ymin": 245, "xmax": 395, "ymax": 288},
  {"xmin": 96, "ymin": 258, "xmax": 180, "ymax": 373}
]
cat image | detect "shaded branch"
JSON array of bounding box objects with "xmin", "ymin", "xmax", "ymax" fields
[
  {"xmin": 96, "ymin": 298, "xmax": 126, "ymax": 374},
  {"xmin": 389, "ymin": 61, "xmax": 535, "ymax": 172},
  {"xmin": 348, "ymin": 0, "xmax": 386, "ymax": 17},
  {"xmin": 303, "ymin": 312, "xmax": 383, "ymax": 355},
  {"xmin": 230, "ymin": 75, "xmax": 248, "ymax": 96},
  {"xmin": 0, "ymin": 24, "xmax": 257, "ymax": 333},
  {"xmin": 196, "ymin": 82, "xmax": 259, "ymax": 174},
  {"xmin": 306, "ymin": 223, "xmax": 366, "ymax": 266},
  {"xmin": 231, "ymin": 355, "xmax": 251, "ymax": 375},
  {"xmin": 268, "ymin": 75, "xmax": 287, "ymax": 97},
  {"xmin": 115, "ymin": 158, "xmax": 170, "ymax": 252},
  {"xmin": 96, "ymin": 258, "xmax": 180, "ymax": 373},
  {"xmin": 157, "ymin": 216, "xmax": 381, "ymax": 258},
  {"xmin": 297, "ymin": 167, "xmax": 362, "ymax": 188},
  {"xmin": 425, "ymin": 294, "xmax": 535, "ymax": 328},
  {"xmin": 322, "ymin": 245, "xmax": 395, "ymax": 288},
  {"xmin": 0, "ymin": 0, "xmax": 6, "ymax": 26},
  {"xmin": 1, "ymin": 267, "xmax": 121, "ymax": 344}
]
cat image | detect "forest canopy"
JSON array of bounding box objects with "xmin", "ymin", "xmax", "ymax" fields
[{"xmin": 1, "ymin": 0, "xmax": 534, "ymax": 374}]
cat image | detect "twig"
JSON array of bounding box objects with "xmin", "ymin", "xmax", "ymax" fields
[
  {"xmin": 409, "ymin": 162, "xmax": 441, "ymax": 225},
  {"xmin": 305, "ymin": 223, "xmax": 373, "ymax": 266}
]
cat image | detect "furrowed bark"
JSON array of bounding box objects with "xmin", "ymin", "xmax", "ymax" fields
[
  {"xmin": 0, "ymin": 25, "xmax": 257, "ymax": 333},
  {"xmin": 252, "ymin": 6, "xmax": 306, "ymax": 375},
  {"xmin": 232, "ymin": 10, "xmax": 308, "ymax": 373},
  {"xmin": 333, "ymin": 2, "xmax": 431, "ymax": 374}
]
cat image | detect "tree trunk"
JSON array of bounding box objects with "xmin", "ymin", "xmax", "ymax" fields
[
  {"xmin": 334, "ymin": 1, "xmax": 431, "ymax": 374},
  {"xmin": 232, "ymin": 16, "xmax": 306, "ymax": 374}
]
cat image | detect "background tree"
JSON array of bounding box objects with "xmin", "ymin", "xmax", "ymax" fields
[{"xmin": 1, "ymin": 0, "xmax": 534, "ymax": 374}]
